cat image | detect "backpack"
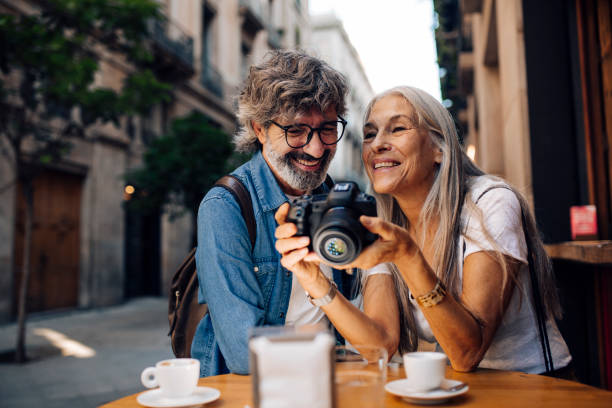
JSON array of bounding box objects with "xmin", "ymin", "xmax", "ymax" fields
[{"xmin": 168, "ymin": 174, "xmax": 256, "ymax": 358}]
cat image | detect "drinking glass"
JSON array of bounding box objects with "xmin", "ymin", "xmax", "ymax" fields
[{"xmin": 334, "ymin": 345, "xmax": 387, "ymax": 408}]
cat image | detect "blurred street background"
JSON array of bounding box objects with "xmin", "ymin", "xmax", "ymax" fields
[
  {"xmin": 0, "ymin": 297, "xmax": 171, "ymax": 407},
  {"xmin": 0, "ymin": 0, "xmax": 611, "ymax": 405}
]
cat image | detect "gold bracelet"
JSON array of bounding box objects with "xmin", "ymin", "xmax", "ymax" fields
[{"xmin": 416, "ymin": 279, "xmax": 447, "ymax": 308}]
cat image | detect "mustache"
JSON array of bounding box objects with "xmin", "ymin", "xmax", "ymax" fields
[{"xmin": 287, "ymin": 149, "xmax": 331, "ymax": 162}]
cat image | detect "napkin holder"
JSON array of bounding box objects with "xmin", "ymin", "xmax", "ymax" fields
[{"xmin": 249, "ymin": 326, "xmax": 335, "ymax": 408}]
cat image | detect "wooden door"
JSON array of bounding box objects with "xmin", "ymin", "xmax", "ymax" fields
[{"xmin": 13, "ymin": 169, "xmax": 83, "ymax": 314}]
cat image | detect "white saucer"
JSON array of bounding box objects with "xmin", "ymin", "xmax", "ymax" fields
[
  {"xmin": 136, "ymin": 386, "xmax": 221, "ymax": 408},
  {"xmin": 385, "ymin": 378, "xmax": 468, "ymax": 405}
]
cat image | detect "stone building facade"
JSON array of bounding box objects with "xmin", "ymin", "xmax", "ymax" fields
[
  {"xmin": 309, "ymin": 13, "xmax": 373, "ymax": 189},
  {"xmin": 0, "ymin": 0, "xmax": 320, "ymax": 322},
  {"xmin": 441, "ymin": 0, "xmax": 612, "ymax": 243}
]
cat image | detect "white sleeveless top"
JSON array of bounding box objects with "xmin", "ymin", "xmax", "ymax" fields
[{"xmin": 410, "ymin": 176, "xmax": 572, "ymax": 373}]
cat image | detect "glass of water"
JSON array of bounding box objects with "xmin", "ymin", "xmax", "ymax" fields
[{"xmin": 334, "ymin": 345, "xmax": 387, "ymax": 408}]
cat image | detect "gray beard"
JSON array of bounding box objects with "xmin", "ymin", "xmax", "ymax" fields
[{"xmin": 265, "ymin": 140, "xmax": 335, "ymax": 192}]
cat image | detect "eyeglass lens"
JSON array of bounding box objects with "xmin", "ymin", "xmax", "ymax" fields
[{"xmin": 285, "ymin": 121, "xmax": 345, "ymax": 148}]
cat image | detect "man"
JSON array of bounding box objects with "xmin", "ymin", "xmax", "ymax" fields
[{"xmin": 192, "ymin": 50, "xmax": 356, "ymax": 377}]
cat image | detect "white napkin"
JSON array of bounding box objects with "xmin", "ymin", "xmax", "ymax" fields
[{"xmin": 249, "ymin": 333, "xmax": 334, "ymax": 408}]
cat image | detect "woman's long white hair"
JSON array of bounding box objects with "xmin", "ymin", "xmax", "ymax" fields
[{"xmin": 363, "ymin": 86, "xmax": 561, "ymax": 353}]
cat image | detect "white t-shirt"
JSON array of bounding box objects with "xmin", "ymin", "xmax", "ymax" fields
[
  {"xmin": 409, "ymin": 176, "xmax": 572, "ymax": 373},
  {"xmin": 285, "ymin": 263, "xmax": 391, "ymax": 326}
]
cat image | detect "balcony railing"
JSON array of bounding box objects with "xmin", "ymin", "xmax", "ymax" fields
[
  {"xmin": 201, "ymin": 61, "xmax": 223, "ymax": 98},
  {"xmin": 148, "ymin": 14, "xmax": 194, "ymax": 76}
]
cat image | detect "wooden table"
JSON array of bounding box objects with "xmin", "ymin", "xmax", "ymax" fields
[{"xmin": 100, "ymin": 366, "xmax": 612, "ymax": 407}]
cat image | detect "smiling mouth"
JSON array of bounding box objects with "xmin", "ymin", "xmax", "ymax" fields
[
  {"xmin": 373, "ymin": 161, "xmax": 400, "ymax": 169},
  {"xmin": 294, "ymin": 157, "xmax": 321, "ymax": 168}
]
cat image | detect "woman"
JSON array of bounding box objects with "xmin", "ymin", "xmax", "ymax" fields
[{"xmin": 276, "ymin": 86, "xmax": 572, "ymax": 375}]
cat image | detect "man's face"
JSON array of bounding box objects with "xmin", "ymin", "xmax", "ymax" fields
[{"xmin": 254, "ymin": 106, "xmax": 339, "ymax": 195}]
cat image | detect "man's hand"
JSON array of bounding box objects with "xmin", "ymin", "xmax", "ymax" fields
[{"xmin": 274, "ymin": 203, "xmax": 330, "ymax": 298}]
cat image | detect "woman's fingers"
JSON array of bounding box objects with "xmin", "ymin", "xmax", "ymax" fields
[{"xmin": 360, "ymin": 215, "xmax": 402, "ymax": 241}]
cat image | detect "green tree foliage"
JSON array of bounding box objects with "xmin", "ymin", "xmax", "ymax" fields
[
  {"xmin": 125, "ymin": 112, "xmax": 236, "ymax": 221},
  {"xmin": 0, "ymin": 0, "xmax": 172, "ymax": 363},
  {"xmin": 0, "ymin": 0, "xmax": 171, "ymax": 149}
]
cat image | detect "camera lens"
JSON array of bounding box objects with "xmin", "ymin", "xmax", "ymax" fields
[
  {"xmin": 313, "ymin": 228, "xmax": 358, "ymax": 265},
  {"xmin": 324, "ymin": 237, "xmax": 347, "ymax": 257}
]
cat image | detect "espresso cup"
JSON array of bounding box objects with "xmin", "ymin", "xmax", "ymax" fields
[
  {"xmin": 141, "ymin": 358, "xmax": 200, "ymax": 398},
  {"xmin": 402, "ymin": 352, "xmax": 447, "ymax": 392}
]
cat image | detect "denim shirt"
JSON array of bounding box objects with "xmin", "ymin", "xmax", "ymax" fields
[{"xmin": 192, "ymin": 150, "xmax": 357, "ymax": 377}]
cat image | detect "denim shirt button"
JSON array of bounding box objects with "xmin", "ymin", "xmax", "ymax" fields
[
  {"xmin": 279, "ymin": 312, "xmax": 285, "ymax": 318},
  {"xmin": 285, "ymin": 271, "xmax": 291, "ymax": 277},
  {"xmin": 254, "ymin": 266, "xmax": 259, "ymax": 272}
]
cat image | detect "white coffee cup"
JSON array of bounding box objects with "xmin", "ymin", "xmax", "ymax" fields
[
  {"xmin": 141, "ymin": 358, "xmax": 200, "ymax": 398},
  {"xmin": 402, "ymin": 352, "xmax": 447, "ymax": 392}
]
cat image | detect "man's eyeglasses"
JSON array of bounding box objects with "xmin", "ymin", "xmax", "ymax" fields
[{"xmin": 270, "ymin": 116, "xmax": 347, "ymax": 148}]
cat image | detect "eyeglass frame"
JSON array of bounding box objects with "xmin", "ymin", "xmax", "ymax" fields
[{"xmin": 269, "ymin": 115, "xmax": 348, "ymax": 148}]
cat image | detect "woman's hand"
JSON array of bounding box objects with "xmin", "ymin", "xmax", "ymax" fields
[
  {"xmin": 274, "ymin": 203, "xmax": 330, "ymax": 298},
  {"xmin": 305, "ymin": 215, "xmax": 419, "ymax": 270}
]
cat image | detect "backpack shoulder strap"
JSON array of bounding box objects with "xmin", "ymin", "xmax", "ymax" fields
[{"xmin": 214, "ymin": 175, "xmax": 256, "ymax": 250}]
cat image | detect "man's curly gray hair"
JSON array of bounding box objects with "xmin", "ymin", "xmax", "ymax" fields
[{"xmin": 234, "ymin": 49, "xmax": 348, "ymax": 153}]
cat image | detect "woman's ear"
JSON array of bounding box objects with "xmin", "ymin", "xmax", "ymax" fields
[
  {"xmin": 434, "ymin": 147, "xmax": 443, "ymax": 165},
  {"xmin": 252, "ymin": 120, "xmax": 266, "ymax": 144}
]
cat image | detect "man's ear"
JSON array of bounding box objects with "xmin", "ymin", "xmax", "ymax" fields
[{"xmin": 252, "ymin": 120, "xmax": 266, "ymax": 144}]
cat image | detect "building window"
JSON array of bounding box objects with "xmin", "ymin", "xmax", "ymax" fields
[
  {"xmin": 202, "ymin": 2, "xmax": 215, "ymax": 68},
  {"xmin": 201, "ymin": 3, "xmax": 223, "ymax": 97},
  {"xmin": 241, "ymin": 42, "xmax": 252, "ymax": 80}
]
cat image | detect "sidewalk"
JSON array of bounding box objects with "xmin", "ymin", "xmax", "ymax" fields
[{"xmin": 0, "ymin": 297, "xmax": 173, "ymax": 408}]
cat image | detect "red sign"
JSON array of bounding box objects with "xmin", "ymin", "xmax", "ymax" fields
[{"xmin": 570, "ymin": 205, "xmax": 598, "ymax": 240}]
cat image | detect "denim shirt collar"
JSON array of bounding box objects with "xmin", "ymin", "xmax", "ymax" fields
[
  {"xmin": 247, "ymin": 150, "xmax": 290, "ymax": 212},
  {"xmin": 246, "ymin": 150, "xmax": 330, "ymax": 212}
]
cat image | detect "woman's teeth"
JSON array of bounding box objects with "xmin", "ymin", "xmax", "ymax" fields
[{"xmin": 374, "ymin": 161, "xmax": 398, "ymax": 169}]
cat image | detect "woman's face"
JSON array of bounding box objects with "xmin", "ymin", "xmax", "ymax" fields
[{"xmin": 362, "ymin": 94, "xmax": 442, "ymax": 197}]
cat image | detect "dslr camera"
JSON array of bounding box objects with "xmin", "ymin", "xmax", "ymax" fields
[{"xmin": 286, "ymin": 182, "xmax": 378, "ymax": 266}]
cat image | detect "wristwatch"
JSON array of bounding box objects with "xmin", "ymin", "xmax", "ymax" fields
[
  {"xmin": 416, "ymin": 279, "xmax": 447, "ymax": 308},
  {"xmin": 306, "ymin": 279, "xmax": 338, "ymax": 307}
]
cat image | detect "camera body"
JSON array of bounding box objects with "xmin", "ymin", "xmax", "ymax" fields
[{"xmin": 287, "ymin": 182, "xmax": 378, "ymax": 266}]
